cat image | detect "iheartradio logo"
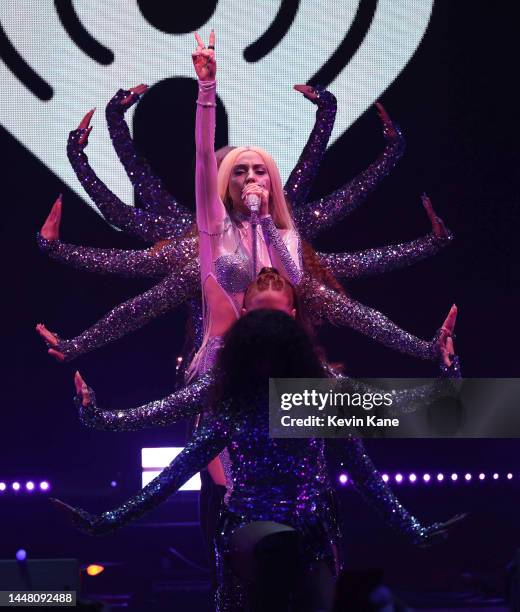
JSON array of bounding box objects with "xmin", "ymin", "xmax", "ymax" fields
[{"xmin": 0, "ymin": 0, "xmax": 433, "ymax": 213}]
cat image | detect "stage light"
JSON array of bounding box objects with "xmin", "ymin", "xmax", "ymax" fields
[
  {"xmin": 15, "ymin": 549, "xmax": 27, "ymax": 562},
  {"xmin": 26, "ymin": 481, "xmax": 35, "ymax": 491},
  {"xmin": 437, "ymin": 473, "xmax": 444, "ymax": 482},
  {"xmin": 507, "ymin": 473, "xmax": 513, "ymax": 480},
  {"xmin": 493, "ymin": 473, "xmax": 499, "ymax": 480},
  {"xmin": 12, "ymin": 482, "xmax": 20, "ymax": 491},
  {"xmin": 110, "ymin": 480, "xmax": 117, "ymax": 488},
  {"xmin": 409, "ymin": 473, "xmax": 417, "ymax": 483},
  {"xmin": 423, "ymin": 473, "xmax": 431, "ymax": 483},
  {"xmin": 86, "ymin": 564, "xmax": 104, "ymax": 577},
  {"xmin": 0, "ymin": 482, "xmax": 6, "ymax": 491},
  {"xmin": 464, "ymin": 473, "xmax": 472, "ymax": 481},
  {"xmin": 395, "ymin": 473, "xmax": 403, "ymax": 483},
  {"xmin": 39, "ymin": 481, "xmax": 50, "ymax": 491},
  {"xmin": 479, "ymin": 473, "xmax": 485, "ymax": 480},
  {"xmin": 382, "ymin": 474, "xmax": 389, "ymax": 482},
  {"xmin": 142, "ymin": 448, "xmax": 201, "ymax": 491},
  {"xmin": 338, "ymin": 474, "xmax": 348, "ymax": 485},
  {"xmin": 451, "ymin": 473, "xmax": 458, "ymax": 481}
]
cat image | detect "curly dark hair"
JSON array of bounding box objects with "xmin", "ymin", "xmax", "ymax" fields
[{"xmin": 211, "ymin": 309, "xmax": 325, "ymax": 413}]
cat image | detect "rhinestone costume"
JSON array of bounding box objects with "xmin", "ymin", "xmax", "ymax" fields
[{"xmin": 43, "ymin": 87, "xmax": 451, "ymax": 362}]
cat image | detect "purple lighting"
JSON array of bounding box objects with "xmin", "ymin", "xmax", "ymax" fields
[
  {"xmin": 409, "ymin": 473, "xmax": 417, "ymax": 483},
  {"xmin": 12, "ymin": 482, "xmax": 20, "ymax": 491},
  {"xmin": 507, "ymin": 473, "xmax": 513, "ymax": 480},
  {"xmin": 464, "ymin": 473, "xmax": 472, "ymax": 481},
  {"xmin": 26, "ymin": 481, "xmax": 35, "ymax": 491},
  {"xmin": 382, "ymin": 474, "xmax": 389, "ymax": 483},
  {"xmin": 423, "ymin": 473, "xmax": 431, "ymax": 483},
  {"xmin": 39, "ymin": 481, "xmax": 50, "ymax": 491},
  {"xmin": 0, "ymin": 482, "xmax": 6, "ymax": 492},
  {"xmin": 437, "ymin": 473, "xmax": 444, "ymax": 482},
  {"xmin": 338, "ymin": 474, "xmax": 348, "ymax": 485},
  {"xmin": 479, "ymin": 473, "xmax": 485, "ymax": 480},
  {"xmin": 110, "ymin": 480, "xmax": 117, "ymax": 488},
  {"xmin": 395, "ymin": 473, "xmax": 403, "ymax": 483},
  {"xmin": 15, "ymin": 549, "xmax": 27, "ymax": 562},
  {"xmin": 493, "ymin": 473, "xmax": 499, "ymax": 480},
  {"xmin": 451, "ymin": 473, "xmax": 458, "ymax": 481}
]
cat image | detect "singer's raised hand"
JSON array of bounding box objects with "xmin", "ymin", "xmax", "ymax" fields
[{"xmin": 192, "ymin": 31, "xmax": 216, "ymax": 81}]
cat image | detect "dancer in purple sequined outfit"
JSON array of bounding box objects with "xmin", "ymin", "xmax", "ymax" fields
[{"xmin": 54, "ymin": 302, "xmax": 462, "ymax": 610}]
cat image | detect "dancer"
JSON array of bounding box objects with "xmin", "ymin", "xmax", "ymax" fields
[{"xmin": 54, "ymin": 305, "xmax": 462, "ymax": 610}]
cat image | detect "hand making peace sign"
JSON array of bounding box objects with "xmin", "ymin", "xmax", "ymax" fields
[{"xmin": 192, "ymin": 31, "xmax": 216, "ymax": 81}]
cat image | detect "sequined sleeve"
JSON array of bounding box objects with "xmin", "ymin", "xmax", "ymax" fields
[
  {"xmin": 54, "ymin": 261, "xmax": 199, "ymax": 361},
  {"xmin": 317, "ymin": 231, "xmax": 453, "ymax": 280},
  {"xmin": 37, "ymin": 234, "xmax": 193, "ymax": 279},
  {"xmin": 259, "ymin": 216, "xmax": 303, "ymax": 285},
  {"xmin": 284, "ymin": 89, "xmax": 337, "ymax": 208},
  {"xmin": 294, "ymin": 123, "xmax": 405, "ymax": 241},
  {"xmin": 105, "ymin": 89, "xmax": 193, "ymax": 232},
  {"xmin": 66, "ymin": 410, "xmax": 231, "ymax": 535},
  {"xmin": 338, "ymin": 436, "xmax": 442, "ymax": 545},
  {"xmin": 301, "ymin": 276, "xmax": 438, "ymax": 360},
  {"xmin": 78, "ymin": 371, "xmax": 214, "ymax": 431},
  {"xmin": 67, "ymin": 128, "xmax": 184, "ymax": 243}
]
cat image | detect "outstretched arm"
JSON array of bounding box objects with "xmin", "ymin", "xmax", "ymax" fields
[
  {"xmin": 317, "ymin": 195, "xmax": 453, "ymax": 279},
  {"xmin": 37, "ymin": 198, "xmax": 195, "ymax": 277},
  {"xmin": 67, "ymin": 120, "xmax": 184, "ymax": 243},
  {"xmin": 302, "ymin": 275, "xmax": 442, "ymax": 361},
  {"xmin": 294, "ymin": 104, "xmax": 405, "ymax": 241},
  {"xmin": 37, "ymin": 262, "xmax": 198, "ymax": 362},
  {"xmin": 52, "ymin": 409, "xmax": 230, "ymax": 535},
  {"xmin": 75, "ymin": 370, "xmax": 214, "ymax": 431},
  {"xmin": 333, "ymin": 435, "xmax": 464, "ymax": 545},
  {"xmin": 105, "ymin": 86, "xmax": 193, "ymax": 232},
  {"xmin": 284, "ymin": 86, "xmax": 337, "ymax": 208}
]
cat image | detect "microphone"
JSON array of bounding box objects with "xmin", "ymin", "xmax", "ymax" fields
[{"xmin": 245, "ymin": 193, "xmax": 261, "ymax": 213}]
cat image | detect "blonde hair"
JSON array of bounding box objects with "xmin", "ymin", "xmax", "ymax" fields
[{"xmin": 216, "ymin": 147, "xmax": 295, "ymax": 230}]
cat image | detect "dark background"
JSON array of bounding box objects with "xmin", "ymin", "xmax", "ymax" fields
[{"xmin": 1, "ymin": 1, "xmax": 519, "ymax": 603}]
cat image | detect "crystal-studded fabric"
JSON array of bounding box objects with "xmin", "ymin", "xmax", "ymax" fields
[
  {"xmin": 37, "ymin": 233, "xmax": 196, "ymax": 279},
  {"xmin": 317, "ymin": 231, "xmax": 453, "ymax": 280},
  {"xmin": 106, "ymin": 89, "xmax": 193, "ymax": 232},
  {"xmin": 284, "ymin": 88, "xmax": 337, "ymax": 208},
  {"xmin": 260, "ymin": 215, "xmax": 303, "ymax": 285},
  {"xmin": 301, "ymin": 274, "xmax": 438, "ymax": 360},
  {"xmin": 67, "ymin": 128, "xmax": 185, "ymax": 243},
  {"xmin": 294, "ymin": 122, "xmax": 405, "ymax": 241},
  {"xmin": 53, "ymin": 261, "xmax": 199, "ymax": 361},
  {"xmin": 78, "ymin": 371, "xmax": 214, "ymax": 431}
]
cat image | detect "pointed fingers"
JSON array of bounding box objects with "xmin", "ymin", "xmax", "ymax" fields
[
  {"xmin": 209, "ymin": 29, "xmax": 215, "ymax": 48},
  {"xmin": 78, "ymin": 108, "xmax": 95, "ymax": 130},
  {"xmin": 194, "ymin": 32, "xmax": 205, "ymax": 49},
  {"xmin": 129, "ymin": 84, "xmax": 148, "ymax": 95},
  {"xmin": 48, "ymin": 348, "xmax": 65, "ymax": 362}
]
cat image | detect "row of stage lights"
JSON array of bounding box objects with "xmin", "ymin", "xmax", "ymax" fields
[
  {"xmin": 338, "ymin": 472, "xmax": 515, "ymax": 485},
  {"xmin": 0, "ymin": 481, "xmax": 50, "ymax": 493}
]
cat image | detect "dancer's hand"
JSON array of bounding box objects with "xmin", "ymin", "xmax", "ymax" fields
[
  {"xmin": 438, "ymin": 304, "xmax": 457, "ymax": 365},
  {"xmin": 375, "ymin": 101, "xmax": 398, "ymax": 140},
  {"xmin": 120, "ymin": 84, "xmax": 149, "ymax": 106},
  {"xmin": 50, "ymin": 498, "xmax": 110, "ymax": 535},
  {"xmin": 192, "ymin": 31, "xmax": 216, "ymax": 81},
  {"xmin": 242, "ymin": 183, "xmax": 269, "ymax": 217},
  {"xmin": 35, "ymin": 324, "xmax": 66, "ymax": 362},
  {"xmin": 422, "ymin": 194, "xmax": 450, "ymax": 239},
  {"xmin": 76, "ymin": 109, "xmax": 95, "ymax": 146},
  {"xmin": 74, "ymin": 371, "xmax": 90, "ymax": 407},
  {"xmin": 293, "ymin": 84, "xmax": 319, "ymax": 102},
  {"xmin": 419, "ymin": 513, "xmax": 467, "ymax": 547},
  {"xmin": 40, "ymin": 195, "xmax": 62, "ymax": 241}
]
